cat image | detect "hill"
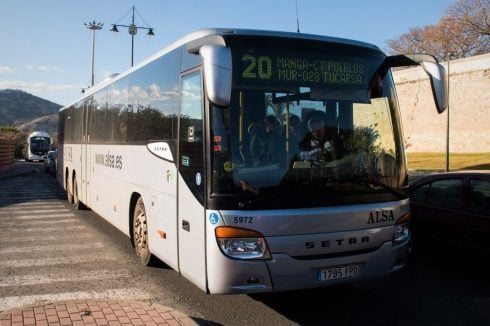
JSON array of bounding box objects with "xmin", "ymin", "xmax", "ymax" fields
[
  {"xmin": 15, "ymin": 114, "xmax": 58, "ymax": 134},
  {"xmin": 0, "ymin": 89, "xmax": 62, "ymax": 134}
]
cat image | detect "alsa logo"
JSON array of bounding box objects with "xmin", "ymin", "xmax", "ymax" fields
[{"xmin": 367, "ymin": 210, "xmax": 394, "ymax": 224}]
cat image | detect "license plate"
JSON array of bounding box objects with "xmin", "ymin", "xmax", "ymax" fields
[{"xmin": 319, "ymin": 265, "xmax": 359, "ymax": 281}]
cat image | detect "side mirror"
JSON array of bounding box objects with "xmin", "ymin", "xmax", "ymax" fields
[
  {"xmin": 199, "ymin": 44, "xmax": 232, "ymax": 107},
  {"xmin": 386, "ymin": 54, "xmax": 448, "ymax": 113}
]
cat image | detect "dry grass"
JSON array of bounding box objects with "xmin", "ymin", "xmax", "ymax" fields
[{"xmin": 407, "ymin": 152, "xmax": 490, "ymax": 171}]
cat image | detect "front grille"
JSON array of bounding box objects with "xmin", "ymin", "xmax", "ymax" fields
[{"xmin": 291, "ymin": 246, "xmax": 381, "ymax": 260}]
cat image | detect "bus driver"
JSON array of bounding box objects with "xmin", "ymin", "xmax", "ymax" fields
[{"xmin": 299, "ymin": 112, "xmax": 336, "ymax": 162}]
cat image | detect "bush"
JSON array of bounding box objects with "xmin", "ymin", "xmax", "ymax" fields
[{"xmin": 0, "ymin": 125, "xmax": 20, "ymax": 139}]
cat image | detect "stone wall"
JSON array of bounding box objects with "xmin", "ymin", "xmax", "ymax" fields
[
  {"xmin": 393, "ymin": 53, "xmax": 490, "ymax": 153},
  {"xmin": 0, "ymin": 139, "xmax": 15, "ymax": 172}
]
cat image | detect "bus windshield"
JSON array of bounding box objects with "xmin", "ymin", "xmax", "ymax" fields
[
  {"xmin": 30, "ymin": 137, "xmax": 51, "ymax": 153},
  {"xmin": 210, "ymin": 41, "xmax": 405, "ymax": 205}
]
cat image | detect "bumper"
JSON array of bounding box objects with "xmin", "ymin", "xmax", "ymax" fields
[
  {"xmin": 206, "ymin": 239, "xmax": 409, "ymax": 294},
  {"xmin": 267, "ymin": 240, "xmax": 408, "ymax": 292}
]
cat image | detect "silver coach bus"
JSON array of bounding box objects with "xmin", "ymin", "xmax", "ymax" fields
[
  {"xmin": 25, "ymin": 131, "xmax": 51, "ymax": 162},
  {"xmin": 58, "ymin": 28, "xmax": 447, "ymax": 294}
]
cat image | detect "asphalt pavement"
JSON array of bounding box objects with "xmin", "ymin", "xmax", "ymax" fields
[{"xmin": 0, "ymin": 161, "xmax": 198, "ymax": 326}]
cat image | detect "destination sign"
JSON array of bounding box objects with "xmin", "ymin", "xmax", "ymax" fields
[{"xmin": 236, "ymin": 50, "xmax": 374, "ymax": 88}]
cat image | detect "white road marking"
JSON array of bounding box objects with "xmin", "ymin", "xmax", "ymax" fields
[
  {"xmin": 0, "ymin": 242, "xmax": 104, "ymax": 254},
  {"xmin": 5, "ymin": 225, "xmax": 87, "ymax": 233},
  {"xmin": 0, "ymin": 255, "xmax": 118, "ymax": 268},
  {"xmin": 0, "ymin": 209, "xmax": 71, "ymax": 215},
  {"xmin": 0, "ymin": 233, "xmax": 97, "ymax": 243},
  {"xmin": 0, "ymin": 218, "xmax": 79, "ymax": 226},
  {"xmin": 0, "ymin": 269, "xmax": 131, "ymax": 287},
  {"xmin": 16, "ymin": 213, "xmax": 76, "ymax": 219}
]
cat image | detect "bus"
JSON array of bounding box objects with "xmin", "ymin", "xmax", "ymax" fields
[
  {"xmin": 58, "ymin": 28, "xmax": 447, "ymax": 294},
  {"xmin": 25, "ymin": 131, "xmax": 51, "ymax": 162}
]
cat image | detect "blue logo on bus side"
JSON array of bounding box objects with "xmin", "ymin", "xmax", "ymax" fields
[{"xmin": 209, "ymin": 213, "xmax": 219, "ymax": 225}]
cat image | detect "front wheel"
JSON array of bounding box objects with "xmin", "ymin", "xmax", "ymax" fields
[{"xmin": 133, "ymin": 197, "xmax": 156, "ymax": 266}]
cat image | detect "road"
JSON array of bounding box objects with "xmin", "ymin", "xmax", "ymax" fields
[{"xmin": 1, "ymin": 162, "xmax": 489, "ymax": 325}]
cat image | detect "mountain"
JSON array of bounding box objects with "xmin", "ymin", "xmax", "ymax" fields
[
  {"xmin": 0, "ymin": 89, "xmax": 62, "ymax": 134},
  {"xmin": 15, "ymin": 114, "xmax": 58, "ymax": 134}
]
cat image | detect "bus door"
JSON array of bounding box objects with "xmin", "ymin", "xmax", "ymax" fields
[
  {"xmin": 177, "ymin": 70, "xmax": 207, "ymax": 291},
  {"xmin": 81, "ymin": 98, "xmax": 92, "ymax": 207}
]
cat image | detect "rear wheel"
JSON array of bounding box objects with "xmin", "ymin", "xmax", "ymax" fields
[
  {"xmin": 133, "ymin": 197, "xmax": 156, "ymax": 266},
  {"xmin": 66, "ymin": 174, "xmax": 73, "ymax": 204},
  {"xmin": 72, "ymin": 176, "xmax": 86, "ymax": 210}
]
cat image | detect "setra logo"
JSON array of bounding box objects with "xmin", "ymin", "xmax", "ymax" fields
[{"xmin": 305, "ymin": 236, "xmax": 370, "ymax": 249}]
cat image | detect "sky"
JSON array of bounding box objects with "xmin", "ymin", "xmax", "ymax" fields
[{"xmin": 0, "ymin": 0, "xmax": 456, "ymax": 106}]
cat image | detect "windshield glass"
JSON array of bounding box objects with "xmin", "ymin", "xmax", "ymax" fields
[
  {"xmin": 30, "ymin": 137, "xmax": 51, "ymax": 153},
  {"xmin": 210, "ymin": 39, "xmax": 406, "ymax": 206}
]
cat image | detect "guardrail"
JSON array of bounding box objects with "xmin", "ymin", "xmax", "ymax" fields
[{"xmin": 0, "ymin": 139, "xmax": 15, "ymax": 172}]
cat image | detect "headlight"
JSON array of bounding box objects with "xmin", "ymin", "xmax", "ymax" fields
[
  {"xmin": 393, "ymin": 212, "xmax": 411, "ymax": 244},
  {"xmin": 215, "ymin": 226, "xmax": 271, "ymax": 260}
]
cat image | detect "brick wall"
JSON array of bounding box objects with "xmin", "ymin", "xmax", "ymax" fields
[{"xmin": 393, "ymin": 53, "xmax": 490, "ymax": 153}]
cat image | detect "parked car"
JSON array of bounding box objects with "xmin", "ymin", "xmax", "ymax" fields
[
  {"xmin": 43, "ymin": 150, "xmax": 56, "ymax": 176},
  {"xmin": 406, "ymin": 171, "xmax": 490, "ymax": 253}
]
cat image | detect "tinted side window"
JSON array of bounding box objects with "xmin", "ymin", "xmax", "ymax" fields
[
  {"xmin": 64, "ymin": 101, "xmax": 84, "ymax": 143},
  {"xmin": 181, "ymin": 47, "xmax": 200, "ymax": 71},
  {"xmin": 427, "ymin": 179, "xmax": 462, "ymax": 210},
  {"xmin": 469, "ymin": 179, "xmax": 490, "ymax": 216},
  {"xmin": 179, "ymin": 71, "xmax": 204, "ymax": 203},
  {"xmin": 410, "ymin": 183, "xmax": 430, "ymax": 203},
  {"xmin": 127, "ymin": 48, "xmax": 180, "ymax": 144},
  {"xmin": 92, "ymin": 88, "xmax": 109, "ymax": 143},
  {"xmin": 58, "ymin": 110, "xmax": 65, "ymax": 145},
  {"xmin": 63, "ymin": 106, "xmax": 73, "ymax": 143},
  {"xmin": 107, "ymin": 79, "xmax": 128, "ymax": 144},
  {"xmin": 73, "ymin": 101, "xmax": 84, "ymax": 142}
]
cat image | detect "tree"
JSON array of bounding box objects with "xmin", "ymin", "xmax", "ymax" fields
[
  {"xmin": 0, "ymin": 126, "xmax": 28, "ymax": 158},
  {"xmin": 385, "ymin": 0, "xmax": 490, "ymax": 61}
]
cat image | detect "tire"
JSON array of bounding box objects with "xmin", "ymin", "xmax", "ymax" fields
[
  {"xmin": 72, "ymin": 176, "xmax": 86, "ymax": 210},
  {"xmin": 133, "ymin": 197, "xmax": 156, "ymax": 266},
  {"xmin": 66, "ymin": 174, "xmax": 73, "ymax": 204}
]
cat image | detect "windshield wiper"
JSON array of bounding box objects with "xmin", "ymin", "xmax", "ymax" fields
[
  {"xmin": 356, "ymin": 178, "xmax": 406, "ymax": 198},
  {"xmin": 237, "ymin": 182, "xmax": 298, "ymax": 208},
  {"xmin": 239, "ymin": 179, "xmax": 260, "ymax": 196},
  {"xmin": 238, "ymin": 193, "xmax": 286, "ymax": 209}
]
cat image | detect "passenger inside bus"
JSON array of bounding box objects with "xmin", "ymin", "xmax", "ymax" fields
[
  {"xmin": 249, "ymin": 115, "xmax": 282, "ymax": 166},
  {"xmin": 299, "ymin": 111, "xmax": 336, "ymax": 162}
]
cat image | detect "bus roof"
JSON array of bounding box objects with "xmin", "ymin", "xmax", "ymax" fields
[
  {"xmin": 61, "ymin": 28, "xmax": 382, "ymax": 112},
  {"xmin": 28, "ymin": 131, "xmax": 50, "ymax": 138}
]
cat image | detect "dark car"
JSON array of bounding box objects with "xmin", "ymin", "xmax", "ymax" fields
[
  {"xmin": 406, "ymin": 171, "xmax": 490, "ymax": 252},
  {"xmin": 43, "ymin": 150, "xmax": 56, "ymax": 176}
]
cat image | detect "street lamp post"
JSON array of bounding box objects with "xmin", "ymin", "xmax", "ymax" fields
[
  {"xmin": 110, "ymin": 6, "xmax": 155, "ymax": 67},
  {"xmin": 84, "ymin": 21, "xmax": 103, "ymax": 87}
]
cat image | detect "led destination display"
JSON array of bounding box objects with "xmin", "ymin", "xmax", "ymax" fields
[{"xmin": 236, "ymin": 48, "xmax": 380, "ymax": 89}]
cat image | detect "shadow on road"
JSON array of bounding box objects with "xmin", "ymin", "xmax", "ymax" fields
[
  {"xmin": 250, "ymin": 247, "xmax": 490, "ymax": 325},
  {"xmin": 0, "ymin": 161, "xmax": 65, "ymax": 209}
]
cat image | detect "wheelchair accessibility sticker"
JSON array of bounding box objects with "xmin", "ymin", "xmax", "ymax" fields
[{"xmin": 209, "ymin": 212, "xmax": 219, "ymax": 225}]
